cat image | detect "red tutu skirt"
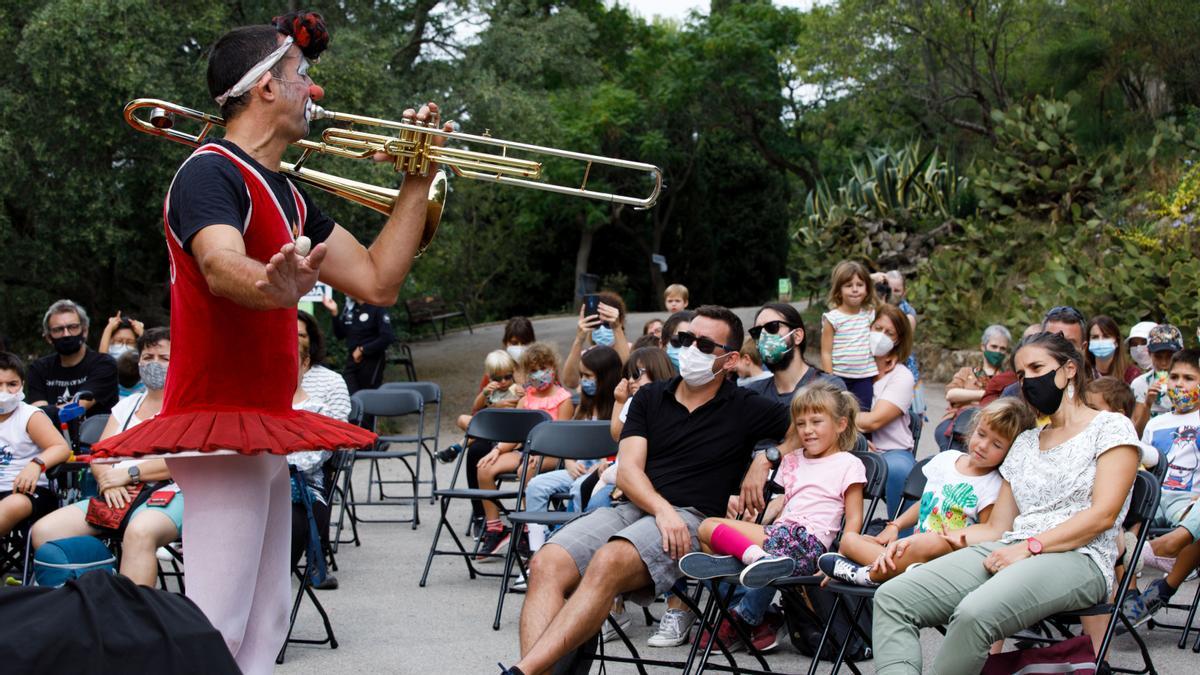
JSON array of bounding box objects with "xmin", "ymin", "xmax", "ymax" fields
[{"xmin": 90, "ymin": 409, "xmax": 377, "ymax": 460}]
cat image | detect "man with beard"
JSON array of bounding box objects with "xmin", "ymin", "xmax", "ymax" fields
[{"xmin": 743, "ymin": 303, "xmax": 846, "ymax": 410}]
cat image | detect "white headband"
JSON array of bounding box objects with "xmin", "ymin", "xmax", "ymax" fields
[{"xmin": 215, "ymin": 36, "xmax": 294, "ymax": 106}]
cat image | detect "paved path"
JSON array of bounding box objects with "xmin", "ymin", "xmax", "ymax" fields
[{"xmin": 275, "ymin": 309, "xmax": 1198, "ymax": 674}]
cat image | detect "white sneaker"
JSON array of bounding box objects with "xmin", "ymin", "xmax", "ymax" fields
[
  {"xmin": 600, "ymin": 609, "xmax": 632, "ymax": 643},
  {"xmin": 647, "ymin": 608, "xmax": 696, "ymax": 647}
]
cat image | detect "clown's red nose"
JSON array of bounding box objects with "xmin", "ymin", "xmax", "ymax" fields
[{"xmin": 308, "ymin": 84, "xmax": 324, "ymax": 102}]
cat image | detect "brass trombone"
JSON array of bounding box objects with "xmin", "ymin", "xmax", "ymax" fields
[{"xmin": 123, "ymin": 99, "xmax": 663, "ymax": 253}]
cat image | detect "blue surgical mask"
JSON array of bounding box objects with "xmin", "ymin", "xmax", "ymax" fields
[
  {"xmin": 666, "ymin": 344, "xmax": 682, "ymax": 369},
  {"xmin": 580, "ymin": 378, "xmax": 598, "ymax": 396},
  {"xmin": 1088, "ymin": 339, "xmax": 1117, "ymax": 360},
  {"xmin": 592, "ymin": 325, "xmax": 615, "ymax": 346}
]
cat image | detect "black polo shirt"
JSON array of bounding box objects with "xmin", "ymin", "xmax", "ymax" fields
[{"xmin": 621, "ymin": 376, "xmax": 790, "ymax": 517}]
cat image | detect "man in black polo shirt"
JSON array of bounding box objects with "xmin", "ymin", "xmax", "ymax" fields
[{"xmin": 507, "ymin": 305, "xmax": 794, "ymax": 675}]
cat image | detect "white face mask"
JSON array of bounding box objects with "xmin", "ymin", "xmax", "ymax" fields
[
  {"xmin": 0, "ymin": 390, "xmax": 25, "ymax": 415},
  {"xmin": 678, "ymin": 345, "xmax": 721, "ymax": 387},
  {"xmin": 1130, "ymin": 345, "xmax": 1152, "ymax": 371},
  {"xmin": 108, "ymin": 344, "xmax": 134, "ymax": 358},
  {"xmin": 506, "ymin": 345, "xmax": 526, "ymax": 362},
  {"xmin": 869, "ymin": 331, "xmax": 895, "ymax": 357}
]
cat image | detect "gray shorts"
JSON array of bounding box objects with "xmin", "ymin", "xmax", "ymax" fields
[{"xmin": 546, "ymin": 501, "xmax": 705, "ymax": 605}]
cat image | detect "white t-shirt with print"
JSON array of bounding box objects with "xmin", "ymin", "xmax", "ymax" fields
[
  {"xmin": 1141, "ymin": 408, "xmax": 1200, "ymax": 494},
  {"xmin": 0, "ymin": 402, "xmax": 50, "ymax": 491},
  {"xmin": 999, "ymin": 411, "xmax": 1137, "ymax": 595},
  {"xmin": 916, "ymin": 450, "xmax": 1003, "ymax": 533},
  {"xmin": 1131, "ymin": 371, "xmax": 1170, "ymax": 418}
]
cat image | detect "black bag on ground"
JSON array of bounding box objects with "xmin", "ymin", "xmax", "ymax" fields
[
  {"xmin": 780, "ymin": 585, "xmax": 873, "ymax": 663},
  {"xmin": 0, "ymin": 571, "xmax": 238, "ymax": 674}
]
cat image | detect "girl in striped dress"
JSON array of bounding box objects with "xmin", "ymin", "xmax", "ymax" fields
[{"xmin": 821, "ymin": 260, "xmax": 878, "ymax": 411}]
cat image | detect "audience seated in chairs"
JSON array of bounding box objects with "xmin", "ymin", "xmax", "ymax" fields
[
  {"xmin": 872, "ymin": 332, "xmax": 1140, "ymax": 671},
  {"xmin": 474, "ymin": 343, "xmax": 575, "ymax": 560},
  {"xmin": 457, "ymin": 350, "xmax": 523, "ymax": 433},
  {"xmin": 30, "ymin": 329, "xmax": 180, "ymax": 587},
  {"xmin": 679, "ymin": 381, "xmax": 867, "ymax": 653},
  {"xmin": 858, "ymin": 302, "xmax": 918, "ymax": 519},
  {"xmin": 26, "ymin": 299, "xmax": 120, "ymax": 433},
  {"xmin": 0, "ymin": 352, "xmax": 71, "ymax": 542},
  {"xmin": 502, "ymin": 305, "xmax": 794, "ymax": 675},
  {"xmin": 937, "ymin": 324, "xmax": 1013, "ymax": 450},
  {"xmin": 563, "ymin": 291, "xmax": 631, "ymax": 388},
  {"xmin": 819, "ymin": 398, "xmax": 1035, "ymax": 587}
]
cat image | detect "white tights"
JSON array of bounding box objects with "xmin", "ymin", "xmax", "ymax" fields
[{"xmin": 167, "ymin": 453, "xmax": 291, "ymax": 675}]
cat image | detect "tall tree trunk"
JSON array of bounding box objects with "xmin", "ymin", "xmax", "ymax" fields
[{"xmin": 572, "ymin": 220, "xmax": 595, "ymax": 310}]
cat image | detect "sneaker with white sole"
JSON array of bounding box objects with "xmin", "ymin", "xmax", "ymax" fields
[
  {"xmin": 647, "ymin": 608, "xmax": 696, "ymax": 647},
  {"xmin": 739, "ymin": 556, "xmax": 795, "ymax": 588},
  {"xmin": 601, "ymin": 609, "xmax": 633, "ymax": 643},
  {"xmin": 678, "ymin": 552, "xmax": 743, "ymax": 580},
  {"xmin": 817, "ymin": 552, "xmax": 877, "ymax": 587}
]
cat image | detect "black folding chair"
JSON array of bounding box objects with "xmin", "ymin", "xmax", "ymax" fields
[
  {"xmin": 492, "ymin": 420, "xmax": 617, "ymax": 630},
  {"xmin": 419, "ymin": 408, "xmax": 551, "ymax": 587},
  {"xmin": 77, "ymin": 414, "xmax": 110, "ymax": 451},
  {"xmin": 347, "ymin": 389, "xmax": 425, "ymax": 529},
  {"xmin": 1007, "ymin": 470, "xmax": 1161, "ymax": 674},
  {"xmin": 331, "ymin": 398, "xmax": 364, "ymax": 550},
  {"xmin": 682, "ymin": 450, "xmax": 889, "ymax": 675},
  {"xmin": 381, "ymin": 381, "xmax": 443, "ymax": 503},
  {"xmin": 277, "ymin": 466, "xmax": 338, "ymax": 664}
]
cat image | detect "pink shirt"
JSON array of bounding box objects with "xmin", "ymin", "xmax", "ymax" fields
[
  {"xmin": 775, "ymin": 451, "xmax": 867, "ymax": 549},
  {"xmin": 521, "ymin": 385, "xmax": 572, "ymax": 420}
]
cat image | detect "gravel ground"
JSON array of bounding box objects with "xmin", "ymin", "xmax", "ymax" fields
[{"xmin": 273, "ymin": 308, "xmax": 1199, "ymax": 674}]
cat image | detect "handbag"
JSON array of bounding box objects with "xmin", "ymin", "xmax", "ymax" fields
[
  {"xmin": 980, "ymin": 635, "xmax": 1096, "ymax": 675},
  {"xmin": 85, "ymin": 483, "xmax": 146, "ymax": 530}
]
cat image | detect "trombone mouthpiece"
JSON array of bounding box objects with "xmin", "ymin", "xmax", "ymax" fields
[{"xmin": 305, "ymin": 101, "xmax": 328, "ymax": 121}]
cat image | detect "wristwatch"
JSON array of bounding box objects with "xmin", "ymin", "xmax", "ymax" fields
[
  {"xmin": 1026, "ymin": 537, "xmax": 1043, "ymax": 555},
  {"xmin": 31, "ymin": 457, "xmax": 46, "ymax": 472},
  {"xmin": 128, "ymin": 465, "xmax": 141, "ymax": 484},
  {"xmin": 764, "ymin": 446, "xmax": 782, "ymax": 467}
]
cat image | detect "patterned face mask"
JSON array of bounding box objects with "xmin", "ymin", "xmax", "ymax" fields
[
  {"xmin": 756, "ymin": 330, "xmax": 794, "ymax": 365},
  {"xmin": 527, "ymin": 369, "xmax": 555, "ymax": 391},
  {"xmin": 1167, "ymin": 384, "xmax": 1200, "ymax": 414}
]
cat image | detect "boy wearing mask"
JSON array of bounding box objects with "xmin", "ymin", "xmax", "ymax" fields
[{"xmin": 1131, "ymin": 324, "xmax": 1184, "ymax": 435}]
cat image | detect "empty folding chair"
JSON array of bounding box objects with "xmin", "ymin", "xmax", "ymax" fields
[
  {"xmin": 347, "ymin": 389, "xmax": 424, "ymax": 529},
  {"xmin": 493, "ymin": 420, "xmax": 617, "ymax": 629},
  {"xmin": 381, "ymin": 381, "xmax": 443, "ymax": 502},
  {"xmin": 419, "ymin": 408, "xmax": 550, "ymax": 587}
]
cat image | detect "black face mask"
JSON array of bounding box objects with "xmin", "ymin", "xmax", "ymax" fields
[
  {"xmin": 1021, "ymin": 366, "xmax": 1065, "ymax": 415},
  {"xmin": 52, "ymin": 334, "xmax": 84, "ymax": 356}
]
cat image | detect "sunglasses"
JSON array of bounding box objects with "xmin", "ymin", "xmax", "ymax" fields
[
  {"xmin": 669, "ymin": 331, "xmax": 737, "ymax": 355},
  {"xmin": 748, "ymin": 321, "xmax": 795, "ymax": 341},
  {"xmin": 627, "ymin": 367, "xmax": 647, "ymax": 380},
  {"xmin": 1044, "ymin": 305, "xmax": 1085, "ymax": 324},
  {"xmin": 491, "ymin": 373, "xmax": 514, "ymax": 382}
]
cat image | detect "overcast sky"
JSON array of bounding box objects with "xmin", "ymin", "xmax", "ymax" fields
[{"xmin": 611, "ymin": 0, "xmax": 819, "ymax": 23}]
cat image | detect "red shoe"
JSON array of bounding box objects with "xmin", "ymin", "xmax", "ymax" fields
[
  {"xmin": 746, "ymin": 613, "xmax": 784, "ymax": 653},
  {"xmin": 696, "ymin": 615, "xmax": 745, "ymax": 653}
]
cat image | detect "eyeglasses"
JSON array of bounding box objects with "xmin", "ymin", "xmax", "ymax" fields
[
  {"xmin": 669, "ymin": 331, "xmax": 737, "ymax": 355},
  {"xmin": 48, "ymin": 323, "xmax": 82, "ymax": 337},
  {"xmin": 749, "ymin": 321, "xmax": 795, "ymax": 341}
]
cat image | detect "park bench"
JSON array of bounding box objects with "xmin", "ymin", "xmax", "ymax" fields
[{"xmin": 403, "ymin": 295, "xmax": 473, "ymax": 340}]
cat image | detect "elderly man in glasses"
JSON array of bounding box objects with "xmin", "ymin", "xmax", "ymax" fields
[
  {"xmin": 506, "ymin": 305, "xmax": 800, "ymax": 675},
  {"xmin": 26, "ymin": 299, "xmax": 120, "ymax": 434}
]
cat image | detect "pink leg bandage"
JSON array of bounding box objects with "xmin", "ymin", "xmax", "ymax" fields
[{"xmin": 711, "ymin": 524, "xmax": 756, "ymax": 559}]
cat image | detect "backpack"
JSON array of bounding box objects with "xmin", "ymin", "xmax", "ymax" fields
[
  {"xmin": 779, "ymin": 584, "xmax": 873, "ymax": 662},
  {"xmin": 33, "ymin": 536, "xmax": 116, "ymax": 587}
]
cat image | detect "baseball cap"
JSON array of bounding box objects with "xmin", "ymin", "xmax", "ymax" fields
[
  {"xmin": 1148, "ymin": 324, "xmax": 1183, "ymax": 353},
  {"xmin": 1126, "ymin": 321, "xmax": 1157, "ymax": 343}
]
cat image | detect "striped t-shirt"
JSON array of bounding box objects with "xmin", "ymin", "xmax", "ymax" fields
[
  {"xmin": 824, "ymin": 308, "xmax": 878, "ymax": 379},
  {"xmin": 301, "ymin": 365, "xmax": 352, "ymax": 422}
]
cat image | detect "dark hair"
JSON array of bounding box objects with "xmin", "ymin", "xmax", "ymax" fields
[
  {"xmin": 1083, "ymin": 376, "xmax": 1136, "ymax": 417},
  {"xmin": 503, "ymin": 316, "xmax": 535, "ymax": 346},
  {"xmin": 1042, "ymin": 305, "xmax": 1087, "ymax": 337},
  {"xmin": 0, "ymin": 352, "xmax": 26, "ymax": 381},
  {"xmin": 595, "ymin": 291, "xmax": 627, "ymax": 328},
  {"xmin": 112, "ymin": 319, "xmax": 137, "ymax": 338},
  {"xmin": 692, "ymin": 305, "xmax": 744, "ymax": 353},
  {"xmin": 116, "ymin": 351, "xmax": 141, "ymax": 389},
  {"xmin": 660, "ymin": 310, "xmax": 695, "ymax": 348},
  {"xmin": 754, "ymin": 303, "xmax": 807, "ymax": 354},
  {"xmin": 1015, "ymin": 331, "xmax": 1088, "ymax": 400},
  {"xmin": 642, "ymin": 318, "xmax": 663, "ymax": 336},
  {"xmin": 632, "ymin": 334, "xmax": 661, "ymax": 350},
  {"xmin": 625, "ymin": 347, "xmax": 675, "ymax": 382},
  {"xmin": 577, "ymin": 346, "xmax": 622, "ymax": 421},
  {"xmin": 297, "ymin": 310, "xmax": 326, "ymax": 365},
  {"xmin": 874, "ymin": 303, "xmax": 913, "ymax": 363},
  {"xmin": 208, "ymin": 25, "xmax": 286, "ymax": 120},
  {"xmin": 1170, "ymin": 348, "xmax": 1200, "ymax": 373},
  {"xmin": 1085, "ymin": 315, "xmax": 1131, "ymax": 381},
  {"xmin": 136, "ymin": 327, "xmax": 170, "ymax": 354}
]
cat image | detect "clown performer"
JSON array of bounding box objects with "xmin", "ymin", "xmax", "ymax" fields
[{"xmin": 93, "ymin": 11, "xmax": 447, "ymax": 673}]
